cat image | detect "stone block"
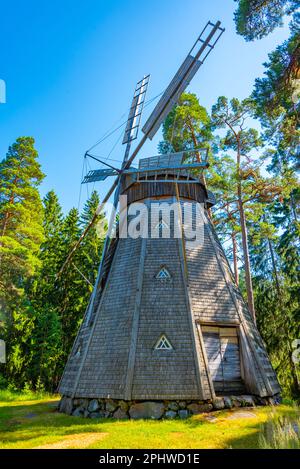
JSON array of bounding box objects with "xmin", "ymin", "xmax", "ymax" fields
[
  {"xmin": 223, "ymin": 397, "xmax": 233, "ymax": 409},
  {"xmin": 59, "ymin": 397, "xmax": 73, "ymax": 415},
  {"xmin": 188, "ymin": 403, "xmax": 213, "ymax": 414},
  {"xmin": 129, "ymin": 402, "xmax": 164, "ymax": 420},
  {"xmin": 79, "ymin": 399, "xmax": 89, "ymax": 409},
  {"xmin": 168, "ymin": 402, "xmax": 179, "ymax": 411},
  {"xmin": 178, "ymin": 401, "xmax": 187, "ymax": 409},
  {"xmin": 118, "ymin": 401, "xmax": 129, "ymax": 412},
  {"xmin": 105, "ymin": 400, "xmax": 118, "ymax": 413},
  {"xmin": 238, "ymin": 395, "xmax": 255, "ymax": 407},
  {"xmin": 88, "ymin": 399, "xmax": 99, "ymax": 413},
  {"xmin": 113, "ymin": 408, "xmax": 129, "ymax": 420},
  {"xmin": 231, "ymin": 397, "xmax": 242, "ymax": 407},
  {"xmin": 164, "ymin": 410, "xmax": 177, "ymax": 419},
  {"xmin": 212, "ymin": 397, "xmax": 225, "ymax": 410},
  {"xmin": 178, "ymin": 409, "xmax": 189, "ymax": 419},
  {"xmin": 72, "ymin": 407, "xmax": 84, "ymax": 417}
]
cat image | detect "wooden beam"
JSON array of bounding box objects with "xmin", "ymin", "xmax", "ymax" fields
[
  {"xmin": 174, "ymin": 185, "xmax": 214, "ymax": 400},
  {"xmin": 124, "ymin": 236, "xmax": 147, "ymax": 400}
]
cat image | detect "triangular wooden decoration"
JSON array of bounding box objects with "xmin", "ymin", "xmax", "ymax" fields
[
  {"xmin": 155, "ymin": 334, "xmax": 173, "ymax": 350},
  {"xmin": 156, "ymin": 267, "xmax": 171, "ymax": 279},
  {"xmin": 155, "ymin": 220, "xmax": 169, "ymax": 230}
]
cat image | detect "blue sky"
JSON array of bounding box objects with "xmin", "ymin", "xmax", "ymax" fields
[{"xmin": 0, "ymin": 0, "xmax": 290, "ymax": 213}]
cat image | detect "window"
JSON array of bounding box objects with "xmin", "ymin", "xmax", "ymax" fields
[
  {"xmin": 74, "ymin": 341, "xmax": 82, "ymax": 358},
  {"xmin": 156, "ymin": 267, "xmax": 171, "ymax": 280},
  {"xmin": 154, "ymin": 334, "xmax": 173, "ymax": 350},
  {"xmin": 155, "ymin": 220, "xmax": 169, "ymax": 230}
]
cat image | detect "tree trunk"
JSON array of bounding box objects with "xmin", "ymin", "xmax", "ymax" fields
[
  {"xmin": 187, "ymin": 120, "xmax": 212, "ymax": 219},
  {"xmin": 237, "ymin": 193, "xmax": 256, "ymax": 322},
  {"xmin": 267, "ymin": 237, "xmax": 281, "ymax": 296},
  {"xmin": 232, "ymin": 231, "xmax": 239, "ymax": 285},
  {"xmin": 236, "ymin": 143, "xmax": 256, "ymax": 323}
]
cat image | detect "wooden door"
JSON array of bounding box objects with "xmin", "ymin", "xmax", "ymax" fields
[{"xmin": 201, "ymin": 326, "xmax": 245, "ymax": 395}]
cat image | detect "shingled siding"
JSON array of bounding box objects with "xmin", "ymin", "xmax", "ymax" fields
[
  {"xmin": 131, "ymin": 236, "xmax": 200, "ymax": 400},
  {"xmin": 187, "ymin": 223, "xmax": 240, "ymax": 325},
  {"xmin": 59, "ymin": 290, "xmax": 96, "ymax": 396},
  {"xmin": 63, "ymin": 236, "xmax": 141, "ymax": 399},
  {"xmin": 59, "ymin": 191, "xmax": 280, "ymax": 402},
  {"xmin": 204, "ymin": 215, "xmax": 281, "ymax": 397}
]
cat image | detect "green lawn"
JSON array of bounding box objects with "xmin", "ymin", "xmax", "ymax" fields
[{"xmin": 0, "ymin": 393, "xmax": 299, "ymax": 449}]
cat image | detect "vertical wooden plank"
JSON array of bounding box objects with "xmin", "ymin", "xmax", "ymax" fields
[
  {"xmin": 202, "ymin": 210, "xmax": 273, "ymax": 396},
  {"xmin": 174, "ymin": 185, "xmax": 215, "ymax": 399},
  {"xmin": 124, "ymin": 236, "xmax": 147, "ymax": 400},
  {"xmin": 70, "ymin": 239, "xmax": 120, "ymax": 398}
]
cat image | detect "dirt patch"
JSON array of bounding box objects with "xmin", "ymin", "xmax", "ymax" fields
[
  {"xmin": 34, "ymin": 432, "xmax": 109, "ymax": 449},
  {"xmin": 226, "ymin": 410, "xmax": 256, "ymax": 420},
  {"xmin": 203, "ymin": 414, "xmax": 218, "ymax": 423}
]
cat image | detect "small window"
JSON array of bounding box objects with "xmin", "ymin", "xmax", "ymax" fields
[
  {"xmin": 156, "ymin": 267, "xmax": 171, "ymax": 280},
  {"xmin": 155, "ymin": 220, "xmax": 169, "ymax": 230},
  {"xmin": 154, "ymin": 334, "xmax": 173, "ymax": 350},
  {"xmin": 74, "ymin": 341, "xmax": 82, "ymax": 358}
]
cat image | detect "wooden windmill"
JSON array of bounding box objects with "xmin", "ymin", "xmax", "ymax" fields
[{"xmin": 58, "ymin": 21, "xmax": 280, "ymax": 419}]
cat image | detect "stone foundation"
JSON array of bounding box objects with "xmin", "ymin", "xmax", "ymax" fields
[{"xmin": 58, "ymin": 394, "xmax": 281, "ymax": 420}]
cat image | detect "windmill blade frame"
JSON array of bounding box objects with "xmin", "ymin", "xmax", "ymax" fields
[
  {"xmin": 57, "ymin": 20, "xmax": 224, "ymax": 279},
  {"xmin": 142, "ymin": 20, "xmax": 224, "ymax": 140}
]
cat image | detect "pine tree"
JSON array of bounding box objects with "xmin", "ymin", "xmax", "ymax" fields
[
  {"xmin": 57, "ymin": 208, "xmax": 83, "ymax": 356},
  {"xmin": 234, "ymin": 0, "xmax": 299, "ymax": 40},
  {"xmin": 27, "ymin": 191, "xmax": 65, "ymax": 390},
  {"xmin": 0, "ymin": 137, "xmax": 45, "ymax": 388},
  {"xmin": 158, "ymin": 92, "xmax": 214, "ymax": 212},
  {"xmin": 79, "ymin": 190, "xmax": 107, "ymax": 288},
  {"xmin": 158, "ymin": 92, "xmax": 212, "ymax": 154},
  {"xmin": 56, "ymin": 194, "xmax": 107, "ymax": 359},
  {"xmin": 30, "ymin": 306, "xmax": 63, "ymax": 392},
  {"xmin": 32, "ymin": 190, "xmax": 64, "ymax": 306},
  {"xmin": 0, "ymin": 137, "xmax": 45, "ymax": 309},
  {"xmin": 210, "ymin": 96, "xmax": 289, "ymax": 321}
]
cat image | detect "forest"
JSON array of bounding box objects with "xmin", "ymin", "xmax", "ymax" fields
[{"xmin": 0, "ymin": 0, "xmax": 299, "ymax": 401}]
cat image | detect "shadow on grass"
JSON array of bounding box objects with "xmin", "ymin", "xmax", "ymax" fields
[
  {"xmin": 0, "ymin": 401, "xmax": 298, "ymax": 449},
  {"xmin": 0, "ymin": 400, "xmax": 114, "ymax": 444}
]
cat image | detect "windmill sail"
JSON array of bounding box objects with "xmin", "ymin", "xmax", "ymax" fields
[
  {"xmin": 142, "ymin": 21, "xmax": 224, "ymax": 140},
  {"xmin": 122, "ymin": 75, "xmax": 150, "ymax": 144},
  {"xmin": 56, "ymin": 22, "xmax": 223, "ymax": 279}
]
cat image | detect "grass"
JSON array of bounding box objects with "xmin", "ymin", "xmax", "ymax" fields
[
  {"xmin": 0, "ymin": 389, "xmax": 53, "ymax": 402},
  {"xmin": 259, "ymin": 406, "xmax": 300, "ymax": 449},
  {"xmin": 0, "ymin": 393, "xmax": 299, "ymax": 449}
]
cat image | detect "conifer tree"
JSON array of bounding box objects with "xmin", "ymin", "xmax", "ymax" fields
[
  {"xmin": 0, "ymin": 137, "xmax": 44, "ymax": 387},
  {"xmin": 79, "ymin": 190, "xmax": 107, "ymax": 288},
  {"xmin": 0, "ymin": 137, "xmax": 44, "ymax": 309},
  {"xmin": 234, "ymin": 0, "xmax": 299, "ymax": 40}
]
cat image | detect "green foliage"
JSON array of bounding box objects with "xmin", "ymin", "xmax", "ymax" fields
[
  {"xmin": 0, "ymin": 137, "xmax": 106, "ymax": 392},
  {"xmin": 30, "ymin": 307, "xmax": 63, "ymax": 392},
  {"xmin": 4, "ymin": 303, "xmax": 36, "ymax": 388},
  {"xmin": 158, "ymin": 92, "xmax": 212, "ymax": 154},
  {"xmin": 259, "ymin": 407, "xmax": 300, "ymax": 448},
  {"xmin": 252, "ymin": 32, "xmax": 300, "ymax": 170},
  {"xmin": 0, "ymin": 137, "xmax": 45, "ymax": 309},
  {"xmin": 0, "ymin": 388, "xmax": 53, "ymax": 402},
  {"xmin": 234, "ymin": 0, "xmax": 299, "ymax": 40},
  {"xmin": 159, "ymin": 91, "xmax": 299, "ymax": 398}
]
